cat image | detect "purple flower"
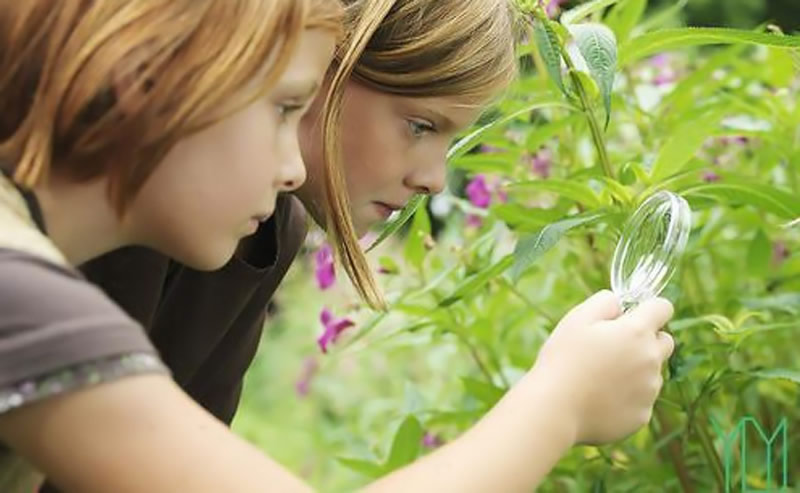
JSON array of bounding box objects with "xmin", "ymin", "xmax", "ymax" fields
[
  {"xmin": 295, "ymin": 357, "xmax": 319, "ymax": 397},
  {"xmin": 479, "ymin": 144, "xmax": 503, "ymax": 154},
  {"xmin": 772, "ymin": 241, "xmax": 790, "ymax": 267},
  {"xmin": 314, "ymin": 244, "xmax": 336, "ymax": 290},
  {"xmin": 649, "ymin": 54, "xmax": 670, "ymax": 68},
  {"xmin": 466, "ymin": 175, "xmax": 492, "ymax": 209},
  {"xmin": 653, "ymin": 68, "xmax": 677, "ymax": 86},
  {"xmin": 422, "ymin": 432, "xmax": 443, "ymax": 449},
  {"xmin": 702, "ymin": 170, "xmax": 721, "ymax": 183},
  {"xmin": 720, "ymin": 135, "xmax": 749, "ymax": 146},
  {"xmin": 530, "ymin": 149, "xmax": 552, "ymax": 179},
  {"xmin": 466, "ymin": 214, "xmax": 483, "ymax": 228},
  {"xmin": 317, "ymin": 308, "xmax": 355, "ymax": 354},
  {"xmin": 544, "ymin": 0, "xmax": 567, "ymax": 18}
]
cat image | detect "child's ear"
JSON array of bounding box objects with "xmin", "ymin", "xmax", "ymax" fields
[{"xmin": 110, "ymin": 46, "xmax": 154, "ymax": 114}]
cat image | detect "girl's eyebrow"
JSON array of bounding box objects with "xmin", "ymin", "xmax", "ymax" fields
[{"xmin": 286, "ymin": 81, "xmax": 320, "ymax": 101}]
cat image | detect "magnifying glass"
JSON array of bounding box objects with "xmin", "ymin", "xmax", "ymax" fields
[{"xmin": 610, "ymin": 191, "xmax": 691, "ymax": 312}]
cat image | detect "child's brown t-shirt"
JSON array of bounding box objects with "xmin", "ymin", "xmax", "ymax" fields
[{"xmin": 0, "ymin": 172, "xmax": 168, "ymax": 492}]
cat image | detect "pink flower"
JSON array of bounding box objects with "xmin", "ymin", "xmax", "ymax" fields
[
  {"xmin": 295, "ymin": 357, "xmax": 319, "ymax": 397},
  {"xmin": 653, "ymin": 68, "xmax": 677, "ymax": 86},
  {"xmin": 314, "ymin": 244, "xmax": 336, "ymax": 290},
  {"xmin": 649, "ymin": 54, "xmax": 670, "ymax": 68},
  {"xmin": 317, "ymin": 308, "xmax": 355, "ymax": 354},
  {"xmin": 422, "ymin": 432, "xmax": 443, "ymax": 449},
  {"xmin": 465, "ymin": 175, "xmax": 492, "ymax": 209},
  {"xmin": 702, "ymin": 170, "xmax": 721, "ymax": 183},
  {"xmin": 480, "ymin": 144, "xmax": 503, "ymax": 154},
  {"xmin": 720, "ymin": 135, "xmax": 749, "ymax": 146},
  {"xmin": 530, "ymin": 148, "xmax": 552, "ymax": 179},
  {"xmin": 466, "ymin": 214, "xmax": 483, "ymax": 228},
  {"xmin": 772, "ymin": 241, "xmax": 790, "ymax": 267},
  {"xmin": 544, "ymin": 0, "xmax": 567, "ymax": 18}
]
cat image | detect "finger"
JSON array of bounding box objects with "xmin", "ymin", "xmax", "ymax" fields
[
  {"xmin": 657, "ymin": 330, "xmax": 675, "ymax": 361},
  {"xmin": 560, "ymin": 290, "xmax": 622, "ymax": 327},
  {"xmin": 622, "ymin": 297, "xmax": 674, "ymax": 333}
]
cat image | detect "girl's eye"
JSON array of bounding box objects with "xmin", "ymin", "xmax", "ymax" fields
[
  {"xmin": 407, "ymin": 119, "xmax": 436, "ymax": 138},
  {"xmin": 278, "ymin": 102, "xmax": 305, "ymax": 120}
]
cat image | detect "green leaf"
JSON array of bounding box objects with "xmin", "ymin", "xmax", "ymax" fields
[
  {"xmin": 525, "ymin": 114, "xmax": 582, "ymax": 152},
  {"xmin": 508, "ymin": 178, "xmax": 602, "ymax": 208},
  {"xmin": 746, "ymin": 229, "xmax": 771, "ymax": 276},
  {"xmin": 439, "ymin": 255, "xmax": 514, "ymax": 307},
  {"xmin": 461, "ymin": 377, "xmax": 506, "ymax": 407},
  {"xmin": 633, "ymin": 0, "xmax": 688, "ymax": 35},
  {"xmin": 533, "ymin": 18, "xmax": 567, "ymax": 97},
  {"xmin": 605, "ymin": 0, "xmax": 646, "ymax": 43},
  {"xmin": 569, "ymin": 68, "xmax": 600, "ymax": 102},
  {"xmin": 403, "ymin": 203, "xmax": 431, "ymax": 271},
  {"xmin": 749, "ymin": 368, "xmax": 800, "ymax": 385},
  {"xmin": 682, "ymin": 181, "xmax": 800, "ymax": 219},
  {"xmin": 620, "ymin": 28, "xmax": 800, "ymax": 67},
  {"xmin": 596, "ymin": 176, "xmax": 633, "ymax": 205},
  {"xmin": 384, "ymin": 415, "xmax": 424, "ymax": 471},
  {"xmin": 367, "ymin": 195, "xmax": 428, "ymax": 252},
  {"xmin": 742, "ymin": 293, "xmax": 800, "ymax": 315},
  {"xmin": 378, "ymin": 256, "xmax": 400, "ymax": 275},
  {"xmin": 450, "ymin": 154, "xmax": 516, "ymax": 174},
  {"xmin": 447, "ymin": 98, "xmax": 575, "ymax": 163},
  {"xmin": 568, "ymin": 23, "xmax": 618, "ymax": 128},
  {"xmin": 650, "ymin": 109, "xmax": 725, "ymax": 182},
  {"xmin": 491, "ymin": 203, "xmax": 565, "ymax": 231},
  {"xmin": 561, "ymin": 0, "xmax": 623, "ymax": 26},
  {"xmin": 337, "ymin": 457, "xmax": 385, "ymax": 478},
  {"xmin": 512, "ymin": 212, "xmax": 605, "ymax": 280}
]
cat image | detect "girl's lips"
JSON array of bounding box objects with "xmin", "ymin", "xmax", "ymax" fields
[{"xmin": 373, "ymin": 201, "xmax": 401, "ymax": 219}]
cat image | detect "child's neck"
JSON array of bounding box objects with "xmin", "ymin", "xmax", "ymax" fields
[{"xmin": 34, "ymin": 176, "xmax": 130, "ymax": 266}]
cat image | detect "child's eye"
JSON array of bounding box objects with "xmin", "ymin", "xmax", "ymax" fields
[
  {"xmin": 407, "ymin": 118, "xmax": 436, "ymax": 138},
  {"xmin": 278, "ymin": 102, "xmax": 305, "ymax": 120}
]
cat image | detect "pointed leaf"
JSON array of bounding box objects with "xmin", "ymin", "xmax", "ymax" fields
[
  {"xmin": 606, "ymin": 0, "xmax": 647, "ymax": 43},
  {"xmin": 650, "ymin": 109, "xmax": 725, "ymax": 182},
  {"xmin": 561, "ymin": 0, "xmax": 623, "ymax": 25},
  {"xmin": 746, "ymin": 229, "xmax": 771, "ymax": 276},
  {"xmin": 512, "ymin": 212, "xmax": 606, "ymax": 280},
  {"xmin": 337, "ymin": 457, "xmax": 385, "ymax": 478},
  {"xmin": 461, "ymin": 377, "xmax": 506, "ymax": 407},
  {"xmin": 385, "ymin": 415, "xmax": 424, "ymax": 471},
  {"xmin": 403, "ymin": 204, "xmax": 431, "ymax": 271},
  {"xmin": 620, "ymin": 28, "xmax": 800, "ymax": 67},
  {"xmin": 749, "ymin": 368, "xmax": 800, "ymax": 385},
  {"xmin": 569, "ymin": 23, "xmax": 618, "ymax": 127},
  {"xmin": 439, "ymin": 255, "xmax": 514, "ymax": 307},
  {"xmin": 683, "ymin": 182, "xmax": 800, "ymax": 219},
  {"xmin": 367, "ymin": 195, "xmax": 428, "ymax": 252},
  {"xmin": 533, "ymin": 18, "xmax": 567, "ymax": 97}
]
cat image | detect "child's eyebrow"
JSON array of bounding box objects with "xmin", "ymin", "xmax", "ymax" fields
[{"xmin": 277, "ymin": 81, "xmax": 320, "ymax": 101}]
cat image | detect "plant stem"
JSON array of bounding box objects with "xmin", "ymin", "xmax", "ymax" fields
[
  {"xmin": 677, "ymin": 382, "xmax": 726, "ymax": 490},
  {"xmin": 558, "ymin": 44, "xmax": 615, "ymax": 180},
  {"xmin": 499, "ymin": 277, "xmax": 558, "ymax": 324},
  {"xmin": 655, "ymin": 406, "xmax": 695, "ymax": 493}
]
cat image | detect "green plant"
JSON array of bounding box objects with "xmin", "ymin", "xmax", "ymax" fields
[{"xmin": 236, "ymin": 1, "xmax": 800, "ymax": 490}]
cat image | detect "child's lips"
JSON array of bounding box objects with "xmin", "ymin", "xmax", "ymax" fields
[{"xmin": 372, "ymin": 201, "xmax": 401, "ymax": 219}]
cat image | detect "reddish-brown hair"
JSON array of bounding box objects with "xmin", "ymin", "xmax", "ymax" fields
[{"xmin": 0, "ymin": 0, "xmax": 342, "ymax": 213}]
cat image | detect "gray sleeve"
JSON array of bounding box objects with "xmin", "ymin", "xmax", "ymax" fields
[{"xmin": 0, "ymin": 249, "xmax": 168, "ymax": 410}]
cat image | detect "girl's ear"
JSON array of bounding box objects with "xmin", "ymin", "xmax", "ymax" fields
[{"xmin": 110, "ymin": 46, "xmax": 154, "ymax": 114}]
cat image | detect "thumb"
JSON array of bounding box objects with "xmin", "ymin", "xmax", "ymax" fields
[{"xmin": 559, "ymin": 290, "xmax": 622, "ymax": 328}]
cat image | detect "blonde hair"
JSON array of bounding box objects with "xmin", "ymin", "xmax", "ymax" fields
[
  {"xmin": 320, "ymin": 0, "xmax": 518, "ymax": 309},
  {"xmin": 0, "ymin": 0, "xmax": 342, "ymax": 212}
]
